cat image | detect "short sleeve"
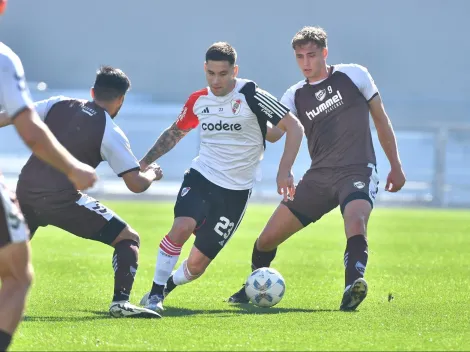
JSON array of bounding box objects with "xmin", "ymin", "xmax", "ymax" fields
[
  {"xmin": 337, "ymin": 64, "xmax": 379, "ymax": 102},
  {"xmin": 240, "ymin": 81, "xmax": 289, "ymax": 126},
  {"xmin": 100, "ymin": 116, "xmax": 140, "ymax": 177},
  {"xmin": 34, "ymin": 96, "xmax": 69, "ymax": 121},
  {"xmin": 0, "ymin": 51, "xmax": 34, "ymax": 119},
  {"xmin": 280, "ymin": 87, "xmax": 297, "ymax": 117},
  {"xmin": 175, "ymin": 88, "xmax": 208, "ymax": 130},
  {"xmin": 356, "ymin": 65, "xmax": 379, "ymax": 101}
]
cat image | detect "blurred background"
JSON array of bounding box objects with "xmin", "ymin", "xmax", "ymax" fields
[{"xmin": 0, "ymin": 0, "xmax": 468, "ymax": 207}]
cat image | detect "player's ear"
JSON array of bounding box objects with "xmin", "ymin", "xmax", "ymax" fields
[
  {"xmin": 90, "ymin": 87, "xmax": 95, "ymax": 99},
  {"xmin": 322, "ymin": 47, "xmax": 328, "ymax": 59},
  {"xmin": 233, "ymin": 65, "xmax": 239, "ymax": 77},
  {"xmin": 204, "ymin": 62, "xmax": 207, "ymax": 72}
]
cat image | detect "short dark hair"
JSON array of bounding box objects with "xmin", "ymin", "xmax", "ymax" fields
[
  {"xmin": 205, "ymin": 42, "xmax": 237, "ymax": 65},
  {"xmin": 93, "ymin": 66, "xmax": 131, "ymax": 101},
  {"xmin": 291, "ymin": 26, "xmax": 328, "ymax": 50}
]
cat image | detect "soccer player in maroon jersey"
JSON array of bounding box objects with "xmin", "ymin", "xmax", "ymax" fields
[
  {"xmin": 228, "ymin": 26, "xmax": 406, "ymax": 311},
  {"xmin": 1, "ymin": 67, "xmax": 163, "ymax": 319}
]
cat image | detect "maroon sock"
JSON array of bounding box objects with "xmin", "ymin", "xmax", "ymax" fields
[
  {"xmin": 112, "ymin": 240, "xmax": 139, "ymax": 302},
  {"xmin": 251, "ymin": 240, "xmax": 277, "ymax": 271},
  {"xmin": 344, "ymin": 235, "xmax": 368, "ymax": 288}
]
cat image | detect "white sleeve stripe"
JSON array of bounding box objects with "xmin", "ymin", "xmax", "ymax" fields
[
  {"xmin": 255, "ymin": 92, "xmax": 288, "ymax": 115},
  {"xmin": 254, "ymin": 94, "xmax": 282, "ymax": 118},
  {"xmin": 254, "ymin": 93, "xmax": 287, "ymax": 119},
  {"xmin": 254, "ymin": 94, "xmax": 285, "ymax": 119}
]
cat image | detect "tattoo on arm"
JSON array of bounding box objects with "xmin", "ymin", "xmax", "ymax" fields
[{"xmin": 142, "ymin": 122, "xmax": 190, "ymax": 165}]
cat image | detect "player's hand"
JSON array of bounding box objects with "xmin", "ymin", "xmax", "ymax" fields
[
  {"xmin": 385, "ymin": 166, "xmax": 406, "ymax": 192},
  {"xmin": 147, "ymin": 163, "xmax": 163, "ymax": 181},
  {"xmin": 67, "ymin": 162, "xmax": 97, "ymax": 191},
  {"xmin": 277, "ymin": 169, "xmax": 295, "ymax": 202}
]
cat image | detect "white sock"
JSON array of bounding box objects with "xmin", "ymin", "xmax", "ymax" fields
[
  {"xmin": 173, "ymin": 259, "xmax": 201, "ymax": 286},
  {"xmin": 153, "ymin": 235, "xmax": 182, "ymax": 285}
]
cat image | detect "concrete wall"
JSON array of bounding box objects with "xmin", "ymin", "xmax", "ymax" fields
[{"xmin": 1, "ymin": 0, "xmax": 468, "ymax": 105}]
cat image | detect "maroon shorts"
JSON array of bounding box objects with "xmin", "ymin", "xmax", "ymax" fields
[
  {"xmin": 17, "ymin": 189, "xmax": 126, "ymax": 245},
  {"xmin": 282, "ymin": 164, "xmax": 379, "ymax": 226},
  {"xmin": 0, "ymin": 177, "xmax": 30, "ymax": 248}
]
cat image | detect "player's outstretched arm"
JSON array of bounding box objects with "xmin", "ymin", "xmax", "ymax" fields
[
  {"xmin": 122, "ymin": 163, "xmax": 163, "ymax": 193},
  {"xmin": 140, "ymin": 122, "xmax": 191, "ymax": 169},
  {"xmin": 369, "ymin": 95, "xmax": 406, "ymax": 192},
  {"xmin": 13, "ymin": 107, "xmax": 97, "ymax": 190},
  {"xmin": 101, "ymin": 122, "xmax": 162, "ymax": 193},
  {"xmin": 274, "ymin": 112, "xmax": 304, "ymax": 200}
]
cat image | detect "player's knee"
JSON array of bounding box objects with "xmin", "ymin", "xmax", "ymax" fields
[
  {"xmin": 113, "ymin": 226, "xmax": 140, "ymax": 247},
  {"xmin": 344, "ymin": 214, "xmax": 367, "ymax": 235},
  {"xmin": 185, "ymin": 262, "xmax": 205, "ymax": 277},
  {"xmin": 343, "ymin": 200, "xmax": 371, "ymax": 236},
  {"xmin": 168, "ymin": 218, "xmax": 196, "ymax": 245},
  {"xmin": 126, "ymin": 227, "xmax": 140, "ymax": 246},
  {"xmin": 2, "ymin": 266, "xmax": 33, "ymax": 295},
  {"xmin": 0, "ymin": 243, "xmax": 33, "ymax": 291}
]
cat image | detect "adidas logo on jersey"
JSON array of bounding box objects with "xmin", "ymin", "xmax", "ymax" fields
[
  {"xmin": 201, "ymin": 121, "xmax": 242, "ymax": 131},
  {"xmin": 201, "ymin": 107, "xmax": 210, "ymax": 114},
  {"xmin": 306, "ymin": 90, "xmax": 344, "ymax": 120}
]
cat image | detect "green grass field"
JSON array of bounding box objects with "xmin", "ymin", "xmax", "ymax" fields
[{"xmin": 10, "ymin": 202, "xmax": 470, "ymax": 351}]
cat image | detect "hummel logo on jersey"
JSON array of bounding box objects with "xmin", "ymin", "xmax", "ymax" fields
[
  {"xmin": 315, "ymin": 89, "xmax": 326, "ymax": 101},
  {"xmin": 82, "ymin": 106, "xmax": 97, "ymax": 116},
  {"xmin": 306, "ymin": 90, "xmax": 344, "ymax": 120},
  {"xmin": 201, "ymin": 107, "xmax": 210, "ymax": 114}
]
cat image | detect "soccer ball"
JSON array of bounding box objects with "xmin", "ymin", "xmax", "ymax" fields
[{"xmin": 245, "ymin": 267, "xmax": 286, "ymax": 308}]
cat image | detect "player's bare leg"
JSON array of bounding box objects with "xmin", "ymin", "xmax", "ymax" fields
[
  {"xmin": 141, "ymin": 217, "xmax": 196, "ymax": 313},
  {"xmin": 256, "ymin": 203, "xmax": 305, "ymax": 252},
  {"xmin": 108, "ymin": 226, "xmax": 160, "ymax": 318},
  {"xmin": 163, "ymin": 245, "xmax": 211, "ymax": 296},
  {"xmin": 0, "ymin": 242, "xmax": 33, "ymax": 350},
  {"xmin": 228, "ymin": 203, "xmax": 304, "ymax": 303},
  {"xmin": 340, "ymin": 199, "xmax": 372, "ymax": 311}
]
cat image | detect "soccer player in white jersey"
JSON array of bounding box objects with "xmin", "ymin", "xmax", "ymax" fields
[
  {"xmin": 0, "ymin": 0, "xmax": 96, "ymax": 348},
  {"xmin": 139, "ymin": 42, "xmax": 304, "ymax": 313},
  {"xmin": 228, "ymin": 26, "xmax": 406, "ymax": 311}
]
